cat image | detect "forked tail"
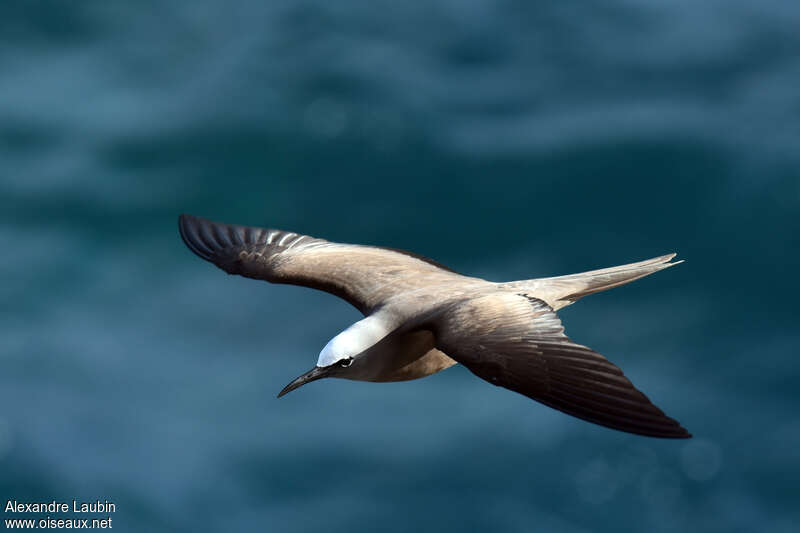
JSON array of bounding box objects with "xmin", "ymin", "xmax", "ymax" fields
[{"xmin": 505, "ymin": 253, "xmax": 682, "ymax": 310}]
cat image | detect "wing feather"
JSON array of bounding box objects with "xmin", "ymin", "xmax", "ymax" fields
[
  {"xmin": 178, "ymin": 214, "xmax": 465, "ymax": 314},
  {"xmin": 430, "ymin": 292, "xmax": 690, "ymax": 438}
]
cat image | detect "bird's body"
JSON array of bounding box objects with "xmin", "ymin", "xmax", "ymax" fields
[{"xmin": 179, "ymin": 214, "xmax": 690, "ymax": 438}]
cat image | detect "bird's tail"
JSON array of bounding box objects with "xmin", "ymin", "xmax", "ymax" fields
[{"xmin": 504, "ymin": 253, "xmax": 682, "ymax": 309}]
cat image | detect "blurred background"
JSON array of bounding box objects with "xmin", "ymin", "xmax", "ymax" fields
[{"xmin": 1, "ymin": 1, "xmax": 798, "ymax": 532}]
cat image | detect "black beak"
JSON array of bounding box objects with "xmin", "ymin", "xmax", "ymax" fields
[{"xmin": 277, "ymin": 366, "xmax": 329, "ymax": 398}]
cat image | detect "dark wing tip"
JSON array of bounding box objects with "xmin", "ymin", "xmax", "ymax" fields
[
  {"xmin": 178, "ymin": 214, "xmax": 227, "ymax": 261},
  {"xmin": 178, "ymin": 214, "xmax": 259, "ymax": 264},
  {"xmin": 179, "ymin": 214, "xmax": 213, "ymax": 261},
  {"xmin": 536, "ymin": 392, "xmax": 692, "ymax": 439},
  {"xmin": 662, "ymin": 419, "xmax": 692, "ymax": 439},
  {"xmin": 536, "ymin": 374, "xmax": 693, "ymax": 439},
  {"xmin": 527, "ymin": 339, "xmax": 692, "ymax": 439},
  {"xmin": 457, "ymin": 335, "xmax": 692, "ymax": 439}
]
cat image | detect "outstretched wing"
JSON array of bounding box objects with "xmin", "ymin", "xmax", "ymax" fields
[
  {"xmin": 178, "ymin": 214, "xmax": 467, "ymax": 314},
  {"xmin": 429, "ymin": 292, "xmax": 690, "ymax": 438}
]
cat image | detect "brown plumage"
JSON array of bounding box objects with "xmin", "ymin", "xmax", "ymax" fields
[{"xmin": 179, "ymin": 214, "xmax": 690, "ymax": 439}]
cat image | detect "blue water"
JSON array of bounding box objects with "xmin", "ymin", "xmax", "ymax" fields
[{"xmin": 2, "ymin": 2, "xmax": 799, "ymax": 532}]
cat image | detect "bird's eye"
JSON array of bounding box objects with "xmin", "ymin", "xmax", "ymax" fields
[{"xmin": 339, "ymin": 358, "xmax": 353, "ymax": 368}]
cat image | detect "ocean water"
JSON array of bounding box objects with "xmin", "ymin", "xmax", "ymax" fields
[{"xmin": 1, "ymin": 2, "xmax": 799, "ymax": 532}]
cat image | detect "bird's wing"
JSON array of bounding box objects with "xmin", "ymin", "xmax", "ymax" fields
[
  {"xmin": 427, "ymin": 292, "xmax": 690, "ymax": 438},
  {"xmin": 179, "ymin": 214, "xmax": 466, "ymax": 314}
]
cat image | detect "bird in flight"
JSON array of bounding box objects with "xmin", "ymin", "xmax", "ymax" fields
[{"xmin": 179, "ymin": 214, "xmax": 690, "ymax": 438}]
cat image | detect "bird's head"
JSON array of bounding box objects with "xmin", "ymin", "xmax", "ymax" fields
[{"xmin": 277, "ymin": 326, "xmax": 368, "ymax": 397}]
